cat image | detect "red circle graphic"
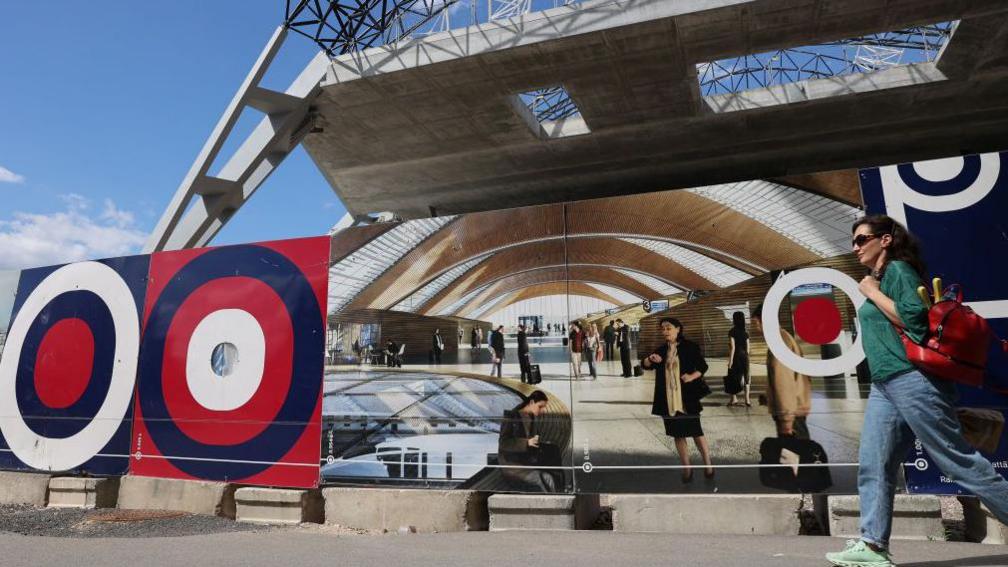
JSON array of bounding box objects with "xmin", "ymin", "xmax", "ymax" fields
[
  {"xmin": 793, "ymin": 297, "xmax": 843, "ymax": 345},
  {"xmin": 159, "ymin": 277, "xmax": 293, "ymax": 446},
  {"xmin": 33, "ymin": 318, "xmax": 95, "ymax": 409}
]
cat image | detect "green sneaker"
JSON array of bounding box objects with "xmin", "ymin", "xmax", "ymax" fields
[{"xmin": 825, "ymin": 539, "xmax": 895, "ymax": 567}]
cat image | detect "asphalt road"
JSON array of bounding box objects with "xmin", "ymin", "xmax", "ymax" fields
[{"xmin": 3, "ymin": 531, "xmax": 1007, "ymax": 567}]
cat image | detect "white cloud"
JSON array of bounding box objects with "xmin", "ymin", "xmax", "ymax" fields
[
  {"xmin": 0, "ymin": 166, "xmax": 25, "ymax": 184},
  {"xmin": 0, "ymin": 196, "xmax": 147, "ymax": 270}
]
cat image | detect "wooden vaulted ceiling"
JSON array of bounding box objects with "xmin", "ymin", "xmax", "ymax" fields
[
  {"xmin": 469, "ymin": 282, "xmax": 624, "ymax": 320},
  {"xmin": 342, "ymin": 191, "xmax": 817, "ymax": 312},
  {"xmin": 452, "ymin": 266, "xmax": 660, "ymax": 318},
  {"xmin": 330, "ymin": 179, "xmax": 857, "ymax": 318},
  {"xmin": 417, "ymin": 238, "xmax": 715, "ymax": 316}
]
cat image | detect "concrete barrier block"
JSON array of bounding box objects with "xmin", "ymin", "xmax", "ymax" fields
[
  {"xmin": 235, "ymin": 487, "xmax": 323, "ymax": 525},
  {"xmin": 828, "ymin": 495, "xmax": 944, "ymax": 541},
  {"xmin": 0, "ymin": 471, "xmax": 51, "ymax": 506},
  {"xmin": 489, "ymin": 494, "xmax": 576, "ymax": 531},
  {"xmin": 960, "ymin": 497, "xmax": 1008, "ymax": 545},
  {"xmin": 117, "ymin": 476, "xmax": 236, "ymax": 518},
  {"xmin": 610, "ymin": 494, "xmax": 803, "ymax": 535},
  {"xmin": 47, "ymin": 477, "xmax": 119, "ymax": 509},
  {"xmin": 323, "ymin": 487, "xmax": 488, "ymax": 532}
]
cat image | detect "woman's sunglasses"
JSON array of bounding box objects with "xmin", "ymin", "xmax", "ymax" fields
[{"xmin": 851, "ymin": 233, "xmax": 881, "ymax": 248}]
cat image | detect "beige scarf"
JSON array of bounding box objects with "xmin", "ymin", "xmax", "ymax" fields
[{"xmin": 664, "ymin": 342, "xmax": 684, "ymax": 415}]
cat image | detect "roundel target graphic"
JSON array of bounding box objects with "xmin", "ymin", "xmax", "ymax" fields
[
  {"xmin": 762, "ymin": 268, "xmax": 866, "ymax": 377},
  {"xmin": 131, "ymin": 237, "xmax": 329, "ymax": 488},
  {"xmin": 879, "ymin": 152, "xmax": 1001, "ymax": 215},
  {"xmin": 0, "ymin": 258, "xmax": 147, "ymax": 473}
]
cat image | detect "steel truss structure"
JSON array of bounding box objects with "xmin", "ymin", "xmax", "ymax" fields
[
  {"xmin": 284, "ymin": 0, "xmax": 461, "ymax": 55},
  {"xmin": 698, "ymin": 23, "xmax": 956, "ymax": 96}
]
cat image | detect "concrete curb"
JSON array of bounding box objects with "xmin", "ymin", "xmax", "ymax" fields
[
  {"xmin": 235, "ymin": 487, "xmax": 324, "ymax": 525},
  {"xmin": 960, "ymin": 496, "xmax": 1008, "ymax": 545},
  {"xmin": 0, "ymin": 471, "xmax": 51, "ymax": 506},
  {"xmin": 610, "ymin": 494, "xmax": 803, "ymax": 535},
  {"xmin": 828, "ymin": 495, "xmax": 944, "ymax": 541},
  {"xmin": 323, "ymin": 487, "xmax": 488, "ymax": 532},
  {"xmin": 47, "ymin": 477, "xmax": 119, "ymax": 509},
  {"xmin": 117, "ymin": 476, "xmax": 237, "ymax": 518}
]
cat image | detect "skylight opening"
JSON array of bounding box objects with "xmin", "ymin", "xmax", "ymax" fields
[
  {"xmin": 697, "ymin": 22, "xmax": 957, "ymax": 96},
  {"xmin": 515, "ymin": 86, "xmax": 589, "ymax": 139}
]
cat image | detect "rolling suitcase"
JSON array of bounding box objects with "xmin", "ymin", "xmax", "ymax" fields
[{"xmin": 529, "ymin": 364, "xmax": 542, "ymax": 385}]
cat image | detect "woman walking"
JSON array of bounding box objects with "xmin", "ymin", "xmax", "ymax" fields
[
  {"xmin": 725, "ymin": 311, "xmax": 751, "ymax": 407},
  {"xmin": 568, "ymin": 322, "xmax": 584, "ymax": 380},
  {"xmin": 584, "ymin": 323, "xmax": 599, "ymax": 380},
  {"xmin": 826, "ymin": 215, "xmax": 1008, "ymax": 567},
  {"xmin": 642, "ymin": 317, "xmax": 714, "ymax": 482}
]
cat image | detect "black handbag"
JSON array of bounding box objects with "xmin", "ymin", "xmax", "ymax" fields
[
  {"xmin": 758, "ymin": 436, "xmax": 832, "ymax": 492},
  {"xmin": 528, "ymin": 364, "xmax": 542, "ymax": 385},
  {"xmin": 693, "ymin": 377, "xmax": 712, "ymax": 399}
]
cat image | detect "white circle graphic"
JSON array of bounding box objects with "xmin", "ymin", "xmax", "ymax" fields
[
  {"xmin": 185, "ymin": 309, "xmax": 265, "ymax": 412},
  {"xmin": 762, "ymin": 268, "xmax": 866, "ymax": 377},
  {"xmin": 0, "ymin": 262, "xmax": 139, "ymax": 471},
  {"xmin": 879, "ymin": 152, "xmax": 999, "ymax": 213}
]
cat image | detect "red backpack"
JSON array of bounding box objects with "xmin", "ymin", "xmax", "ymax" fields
[{"xmin": 898, "ymin": 285, "xmax": 1008, "ymax": 389}]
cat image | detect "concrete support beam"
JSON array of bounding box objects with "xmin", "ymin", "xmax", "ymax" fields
[
  {"xmin": 117, "ymin": 476, "xmax": 237, "ymax": 518},
  {"xmin": 488, "ymin": 494, "xmax": 600, "ymax": 531},
  {"xmin": 235, "ymin": 487, "xmax": 323, "ymax": 525},
  {"xmin": 609, "ymin": 494, "xmax": 802, "ymax": 535},
  {"xmin": 47, "ymin": 477, "xmax": 119, "ymax": 509},
  {"xmin": 828, "ymin": 495, "xmax": 944, "ymax": 541},
  {"xmin": 0, "ymin": 471, "xmax": 51, "ymax": 506},
  {"xmin": 960, "ymin": 496, "xmax": 1008, "ymax": 545},
  {"xmin": 322, "ymin": 487, "xmax": 488, "ymax": 532}
]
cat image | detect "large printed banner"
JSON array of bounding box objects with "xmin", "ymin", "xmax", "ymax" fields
[
  {"xmin": 0, "ymin": 256, "xmax": 148, "ymax": 475},
  {"xmin": 861, "ymin": 150, "xmax": 1008, "ymax": 494},
  {"xmin": 0, "ymin": 237, "xmax": 328, "ymax": 488}
]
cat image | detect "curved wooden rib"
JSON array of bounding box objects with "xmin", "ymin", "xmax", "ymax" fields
[
  {"xmin": 454, "ymin": 266, "xmax": 655, "ymax": 318},
  {"xmin": 475, "ymin": 282, "xmax": 624, "ymax": 321},
  {"xmin": 417, "ymin": 237, "xmax": 714, "ymax": 316}
]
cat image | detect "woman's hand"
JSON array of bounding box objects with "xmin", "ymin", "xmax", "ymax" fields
[
  {"xmin": 647, "ymin": 353, "xmax": 662, "ymax": 364},
  {"xmin": 680, "ymin": 372, "xmax": 700, "ymax": 383},
  {"xmin": 528, "ymin": 435, "xmax": 540, "ymax": 448},
  {"xmin": 859, "ymin": 275, "xmax": 881, "ymax": 299}
]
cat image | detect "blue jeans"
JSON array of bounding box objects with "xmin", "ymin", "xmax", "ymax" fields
[{"xmin": 858, "ymin": 369, "xmax": 1008, "ymax": 549}]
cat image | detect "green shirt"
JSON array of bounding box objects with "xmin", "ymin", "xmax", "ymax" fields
[{"xmin": 857, "ymin": 260, "xmax": 929, "ymax": 382}]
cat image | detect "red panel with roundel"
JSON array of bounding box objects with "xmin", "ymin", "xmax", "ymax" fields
[
  {"xmin": 130, "ymin": 236, "xmax": 329, "ymax": 488},
  {"xmin": 0, "ymin": 256, "xmax": 149, "ymax": 475}
]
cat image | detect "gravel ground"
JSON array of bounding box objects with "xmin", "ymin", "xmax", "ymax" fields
[
  {"xmin": 0, "ymin": 505, "xmax": 266, "ymax": 538},
  {"xmin": 0, "ymin": 496, "xmax": 974, "ymax": 540}
]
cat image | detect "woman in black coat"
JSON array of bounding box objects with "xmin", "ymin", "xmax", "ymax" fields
[{"xmin": 642, "ymin": 317, "xmax": 714, "ymax": 483}]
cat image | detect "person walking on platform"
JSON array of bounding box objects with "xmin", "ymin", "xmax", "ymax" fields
[
  {"xmin": 725, "ymin": 311, "xmax": 751, "ymax": 407},
  {"xmin": 489, "ymin": 325, "xmax": 505, "ymax": 378},
  {"xmin": 603, "ymin": 320, "xmax": 616, "ymax": 360},
  {"xmin": 642, "ymin": 317, "xmax": 713, "ymax": 482},
  {"xmin": 517, "ymin": 323, "xmax": 532, "ymax": 383},
  {"xmin": 617, "ymin": 319, "xmax": 632, "ymax": 377},
  {"xmin": 751, "ymin": 305, "xmax": 811, "ymax": 437},
  {"xmin": 568, "ymin": 322, "xmax": 584, "ymax": 380},
  {"xmin": 584, "ymin": 323, "xmax": 599, "ymax": 380},
  {"xmin": 432, "ymin": 328, "xmax": 444, "ymax": 365},
  {"xmin": 826, "ymin": 215, "xmax": 1008, "ymax": 567}
]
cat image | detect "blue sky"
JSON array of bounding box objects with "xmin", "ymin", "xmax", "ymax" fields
[{"xmin": 0, "ymin": 2, "xmax": 345, "ymax": 270}]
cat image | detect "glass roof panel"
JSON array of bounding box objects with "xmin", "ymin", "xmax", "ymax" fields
[
  {"xmin": 391, "ymin": 253, "xmax": 492, "ymax": 313},
  {"xmin": 328, "ymin": 217, "xmax": 456, "ymax": 313},
  {"xmin": 620, "ymin": 238, "xmax": 750, "ymax": 288},
  {"xmin": 614, "ymin": 268, "xmax": 682, "ymax": 297},
  {"xmin": 687, "ymin": 180, "xmax": 861, "ymax": 258}
]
